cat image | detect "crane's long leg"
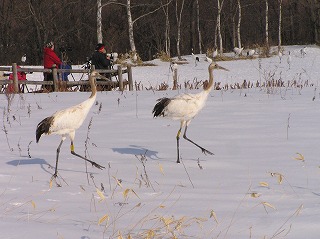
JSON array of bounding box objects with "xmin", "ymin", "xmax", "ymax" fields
[
  {"xmin": 53, "ymin": 139, "xmax": 65, "ymax": 178},
  {"xmin": 183, "ymin": 125, "xmax": 214, "ymax": 156},
  {"xmin": 70, "ymin": 142, "xmax": 105, "ymax": 170},
  {"xmin": 176, "ymin": 124, "xmax": 183, "ymax": 164}
]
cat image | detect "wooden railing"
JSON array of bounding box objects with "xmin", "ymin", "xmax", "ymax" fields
[{"xmin": 0, "ymin": 63, "xmax": 133, "ymax": 93}]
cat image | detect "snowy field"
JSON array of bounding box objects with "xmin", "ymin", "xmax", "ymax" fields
[{"xmin": 1, "ymin": 45, "xmax": 320, "ymax": 238}]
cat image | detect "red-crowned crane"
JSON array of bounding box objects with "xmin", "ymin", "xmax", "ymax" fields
[
  {"xmin": 191, "ymin": 48, "xmax": 200, "ymax": 66},
  {"xmin": 36, "ymin": 71, "xmax": 106, "ymax": 178},
  {"xmin": 21, "ymin": 54, "xmax": 26, "ymax": 63},
  {"xmin": 300, "ymin": 47, "xmax": 307, "ymax": 58},
  {"xmin": 212, "ymin": 48, "xmax": 218, "ymax": 58},
  {"xmin": 247, "ymin": 49, "xmax": 255, "ymax": 57},
  {"xmin": 287, "ymin": 51, "xmax": 292, "ymax": 69},
  {"xmin": 152, "ymin": 62, "xmax": 229, "ymax": 163},
  {"xmin": 233, "ymin": 47, "xmax": 243, "ymax": 57},
  {"xmin": 278, "ymin": 50, "xmax": 283, "ymax": 63}
]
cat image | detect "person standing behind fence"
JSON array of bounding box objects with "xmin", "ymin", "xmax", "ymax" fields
[{"xmin": 43, "ymin": 41, "xmax": 61, "ymax": 91}]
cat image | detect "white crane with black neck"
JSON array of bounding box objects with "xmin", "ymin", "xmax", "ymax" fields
[
  {"xmin": 36, "ymin": 71, "xmax": 106, "ymax": 178},
  {"xmin": 153, "ymin": 62, "xmax": 229, "ymax": 163}
]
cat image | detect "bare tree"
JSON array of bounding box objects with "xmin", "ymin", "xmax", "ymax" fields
[
  {"xmin": 216, "ymin": 0, "xmax": 225, "ymax": 56},
  {"xmin": 97, "ymin": 0, "xmax": 103, "ymax": 43},
  {"xmin": 196, "ymin": 0, "xmax": 202, "ymax": 54},
  {"xmin": 124, "ymin": 0, "xmax": 173, "ymax": 54},
  {"xmin": 162, "ymin": 0, "xmax": 171, "ymax": 56},
  {"xmin": 0, "ymin": 0, "xmax": 319, "ymax": 65},
  {"xmin": 265, "ymin": 0, "xmax": 270, "ymax": 56},
  {"xmin": 126, "ymin": 0, "xmax": 136, "ymax": 53},
  {"xmin": 175, "ymin": 0, "xmax": 185, "ymax": 60},
  {"xmin": 236, "ymin": 0, "xmax": 242, "ymax": 48},
  {"xmin": 0, "ymin": 0, "xmax": 14, "ymax": 61},
  {"xmin": 278, "ymin": 0, "xmax": 283, "ymax": 53},
  {"xmin": 304, "ymin": 0, "xmax": 320, "ymax": 44}
]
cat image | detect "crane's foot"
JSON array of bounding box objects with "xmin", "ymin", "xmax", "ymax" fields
[
  {"xmin": 201, "ymin": 148, "xmax": 214, "ymax": 155},
  {"xmin": 50, "ymin": 173, "xmax": 62, "ymax": 187},
  {"xmin": 91, "ymin": 161, "xmax": 105, "ymax": 170}
]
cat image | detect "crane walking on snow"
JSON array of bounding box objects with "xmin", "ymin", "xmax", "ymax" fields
[
  {"xmin": 153, "ymin": 62, "xmax": 229, "ymax": 163},
  {"xmin": 191, "ymin": 48, "xmax": 200, "ymax": 66},
  {"xmin": 36, "ymin": 71, "xmax": 106, "ymax": 178}
]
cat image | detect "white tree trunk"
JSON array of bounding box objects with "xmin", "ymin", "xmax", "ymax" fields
[
  {"xmin": 237, "ymin": 0, "xmax": 241, "ymax": 48},
  {"xmin": 97, "ymin": 0, "xmax": 103, "ymax": 43},
  {"xmin": 163, "ymin": 0, "xmax": 171, "ymax": 56},
  {"xmin": 196, "ymin": 0, "xmax": 202, "ymax": 54},
  {"xmin": 127, "ymin": 0, "xmax": 136, "ymax": 53},
  {"xmin": 217, "ymin": 0, "xmax": 225, "ymax": 55},
  {"xmin": 175, "ymin": 0, "xmax": 185, "ymax": 60},
  {"xmin": 265, "ymin": 0, "xmax": 269, "ymax": 56},
  {"xmin": 278, "ymin": 0, "xmax": 282, "ymax": 52}
]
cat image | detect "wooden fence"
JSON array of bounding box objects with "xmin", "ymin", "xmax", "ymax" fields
[{"xmin": 0, "ymin": 63, "xmax": 133, "ymax": 93}]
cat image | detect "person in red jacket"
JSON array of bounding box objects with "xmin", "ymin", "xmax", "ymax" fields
[
  {"xmin": 43, "ymin": 41, "xmax": 61, "ymax": 91},
  {"xmin": 6, "ymin": 66, "xmax": 27, "ymax": 93}
]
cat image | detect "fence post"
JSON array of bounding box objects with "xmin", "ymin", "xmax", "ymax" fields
[
  {"xmin": 52, "ymin": 65, "xmax": 58, "ymax": 91},
  {"xmin": 12, "ymin": 63, "xmax": 19, "ymax": 93},
  {"xmin": 127, "ymin": 65, "xmax": 133, "ymax": 91},
  {"xmin": 118, "ymin": 65, "xmax": 123, "ymax": 91},
  {"xmin": 172, "ymin": 68, "xmax": 178, "ymax": 90}
]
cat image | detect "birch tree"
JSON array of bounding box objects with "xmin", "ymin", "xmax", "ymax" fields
[
  {"xmin": 126, "ymin": 0, "xmax": 136, "ymax": 53},
  {"xmin": 278, "ymin": 0, "xmax": 283, "ymax": 53},
  {"xmin": 196, "ymin": 0, "xmax": 202, "ymax": 54},
  {"xmin": 124, "ymin": 0, "xmax": 173, "ymax": 54},
  {"xmin": 216, "ymin": 0, "xmax": 225, "ymax": 56},
  {"xmin": 236, "ymin": 0, "xmax": 242, "ymax": 48},
  {"xmin": 265, "ymin": 0, "xmax": 270, "ymax": 56},
  {"xmin": 175, "ymin": 0, "xmax": 185, "ymax": 60},
  {"xmin": 97, "ymin": 0, "xmax": 103, "ymax": 43},
  {"xmin": 162, "ymin": 0, "xmax": 171, "ymax": 56}
]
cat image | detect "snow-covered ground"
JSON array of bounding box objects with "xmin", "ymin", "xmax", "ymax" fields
[{"xmin": 1, "ymin": 45, "xmax": 320, "ymax": 238}]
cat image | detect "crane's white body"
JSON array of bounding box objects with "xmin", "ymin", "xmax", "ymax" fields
[
  {"xmin": 160, "ymin": 91, "xmax": 209, "ymax": 122},
  {"xmin": 277, "ymin": 50, "xmax": 282, "ymax": 63},
  {"xmin": 287, "ymin": 51, "xmax": 292, "ymax": 68},
  {"xmin": 21, "ymin": 54, "xmax": 26, "ymax": 63},
  {"xmin": 234, "ymin": 47, "xmax": 243, "ymax": 56},
  {"xmin": 212, "ymin": 49, "xmax": 218, "ymax": 58},
  {"xmin": 247, "ymin": 49, "xmax": 255, "ymax": 57},
  {"xmin": 48, "ymin": 95, "xmax": 96, "ymax": 141},
  {"xmin": 301, "ymin": 47, "xmax": 307, "ymax": 57}
]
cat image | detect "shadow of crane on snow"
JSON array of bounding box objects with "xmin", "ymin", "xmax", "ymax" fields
[
  {"xmin": 112, "ymin": 145, "xmax": 159, "ymax": 160},
  {"xmin": 7, "ymin": 158, "xmax": 52, "ymax": 174}
]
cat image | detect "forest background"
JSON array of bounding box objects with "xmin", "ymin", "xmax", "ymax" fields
[{"xmin": 0, "ymin": 0, "xmax": 319, "ymax": 65}]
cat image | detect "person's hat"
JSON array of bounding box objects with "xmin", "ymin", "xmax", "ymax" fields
[
  {"xmin": 95, "ymin": 43, "xmax": 105, "ymax": 51},
  {"xmin": 46, "ymin": 41, "xmax": 54, "ymax": 48}
]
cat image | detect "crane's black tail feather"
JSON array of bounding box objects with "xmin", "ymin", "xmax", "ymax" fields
[
  {"xmin": 36, "ymin": 116, "xmax": 54, "ymax": 143},
  {"xmin": 152, "ymin": 98, "xmax": 171, "ymax": 117}
]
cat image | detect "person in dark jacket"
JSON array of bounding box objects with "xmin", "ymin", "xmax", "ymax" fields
[
  {"xmin": 91, "ymin": 43, "xmax": 111, "ymax": 70},
  {"xmin": 43, "ymin": 41, "xmax": 62, "ymax": 91},
  {"xmin": 90, "ymin": 43, "xmax": 112, "ymax": 90}
]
